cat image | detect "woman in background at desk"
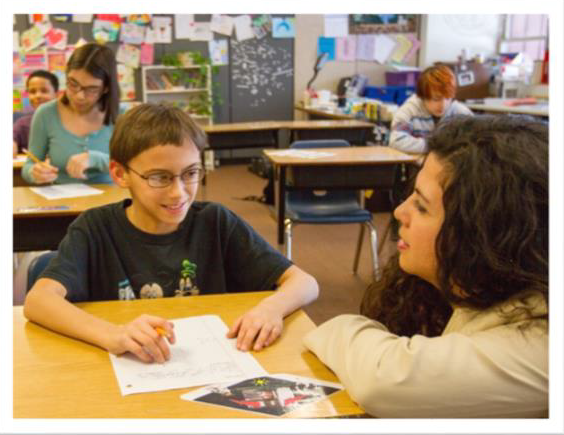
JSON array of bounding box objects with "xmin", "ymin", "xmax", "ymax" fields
[
  {"xmin": 22, "ymin": 42, "xmax": 119, "ymax": 185},
  {"xmin": 305, "ymin": 115, "xmax": 548, "ymax": 417},
  {"xmin": 13, "ymin": 70, "xmax": 59, "ymax": 158},
  {"xmin": 389, "ymin": 64, "xmax": 472, "ymax": 153}
]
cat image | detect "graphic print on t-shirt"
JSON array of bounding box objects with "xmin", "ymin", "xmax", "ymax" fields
[
  {"xmin": 118, "ymin": 279, "xmax": 136, "ymax": 300},
  {"xmin": 175, "ymin": 259, "xmax": 199, "ymax": 297}
]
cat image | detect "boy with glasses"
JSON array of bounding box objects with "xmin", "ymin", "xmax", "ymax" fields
[{"xmin": 24, "ymin": 103, "xmax": 319, "ymax": 363}]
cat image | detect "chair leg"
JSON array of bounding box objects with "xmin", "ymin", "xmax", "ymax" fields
[
  {"xmin": 353, "ymin": 223, "xmax": 366, "ymax": 274},
  {"xmin": 284, "ymin": 218, "xmax": 293, "ymax": 260},
  {"xmin": 365, "ymin": 220, "xmax": 380, "ymax": 281}
]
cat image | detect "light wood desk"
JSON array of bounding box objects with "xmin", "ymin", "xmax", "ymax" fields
[
  {"xmin": 13, "ymin": 155, "xmax": 30, "ymax": 187},
  {"xmin": 202, "ymin": 119, "xmax": 375, "ymax": 154},
  {"xmin": 13, "ymin": 184, "xmax": 130, "ymax": 252},
  {"xmin": 263, "ymin": 146, "xmax": 419, "ymax": 244},
  {"xmin": 466, "ymin": 98, "xmax": 549, "ymax": 118},
  {"xmin": 13, "ymin": 291, "xmax": 364, "ymax": 418}
]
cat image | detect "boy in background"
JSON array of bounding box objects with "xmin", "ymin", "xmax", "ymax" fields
[
  {"xmin": 13, "ymin": 70, "xmax": 59, "ymax": 157},
  {"xmin": 389, "ymin": 64, "xmax": 472, "ymax": 154},
  {"xmin": 24, "ymin": 103, "xmax": 319, "ymax": 363}
]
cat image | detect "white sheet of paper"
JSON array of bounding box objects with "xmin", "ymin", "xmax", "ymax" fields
[
  {"xmin": 29, "ymin": 183, "xmax": 103, "ymax": 200},
  {"xmin": 109, "ymin": 315, "xmax": 267, "ymax": 395},
  {"xmin": 268, "ymin": 150, "xmax": 335, "ymax": 159}
]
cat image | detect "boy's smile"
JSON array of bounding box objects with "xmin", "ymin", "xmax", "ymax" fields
[{"xmin": 114, "ymin": 139, "xmax": 202, "ymax": 235}]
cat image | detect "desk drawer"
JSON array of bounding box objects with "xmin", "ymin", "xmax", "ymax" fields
[{"xmin": 287, "ymin": 164, "xmax": 397, "ymax": 189}]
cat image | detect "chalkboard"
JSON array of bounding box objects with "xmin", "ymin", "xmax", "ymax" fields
[
  {"xmin": 13, "ymin": 14, "xmax": 294, "ymax": 123},
  {"xmin": 230, "ymin": 36, "xmax": 294, "ymax": 122}
]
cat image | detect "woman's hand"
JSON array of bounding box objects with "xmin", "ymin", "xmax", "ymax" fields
[
  {"xmin": 66, "ymin": 152, "xmax": 89, "ymax": 180},
  {"xmin": 106, "ymin": 315, "xmax": 176, "ymax": 363},
  {"xmin": 227, "ymin": 302, "xmax": 284, "ymax": 352},
  {"xmin": 30, "ymin": 158, "xmax": 58, "ymax": 184}
]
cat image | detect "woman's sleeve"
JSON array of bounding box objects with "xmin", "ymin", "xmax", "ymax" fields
[
  {"xmin": 88, "ymin": 150, "xmax": 110, "ymax": 173},
  {"xmin": 22, "ymin": 109, "xmax": 49, "ymax": 183},
  {"xmin": 303, "ymin": 314, "xmax": 548, "ymax": 417}
]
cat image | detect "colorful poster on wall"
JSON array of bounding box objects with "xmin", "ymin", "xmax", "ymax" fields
[
  {"xmin": 209, "ymin": 39, "xmax": 228, "ymax": 65},
  {"xmin": 96, "ymin": 14, "xmax": 121, "ymax": 23},
  {"xmin": 272, "ymin": 17, "xmax": 295, "ymax": 38},
  {"xmin": 349, "ymin": 14, "xmax": 418, "ymax": 34},
  {"xmin": 152, "ymin": 16, "xmax": 172, "ymax": 43},
  {"xmin": 210, "ymin": 14, "xmax": 233, "ymax": 37},
  {"xmin": 93, "ymin": 19, "xmax": 120, "ymax": 44},
  {"xmin": 317, "ymin": 37, "xmax": 335, "ymax": 60},
  {"xmin": 127, "ymin": 15, "xmax": 151, "ymax": 25},
  {"xmin": 121, "ymin": 22, "xmax": 145, "ymax": 45},
  {"xmin": 14, "ymin": 89, "xmax": 24, "ymax": 112},
  {"xmin": 52, "ymin": 15, "xmax": 72, "ymax": 22},
  {"xmin": 21, "ymin": 26, "xmax": 44, "ymax": 52},
  {"xmin": 117, "ymin": 64, "xmax": 136, "ymax": 101},
  {"xmin": 44, "ymin": 28, "xmax": 68, "ymax": 50},
  {"xmin": 116, "ymin": 44, "xmax": 141, "ymax": 68},
  {"xmin": 252, "ymin": 15, "xmax": 272, "ymax": 39},
  {"xmin": 140, "ymin": 43, "xmax": 154, "ymax": 65},
  {"xmin": 48, "ymin": 51, "xmax": 67, "ymax": 89}
]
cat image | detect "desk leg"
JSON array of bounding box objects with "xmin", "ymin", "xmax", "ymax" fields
[{"xmin": 277, "ymin": 166, "xmax": 286, "ymax": 245}]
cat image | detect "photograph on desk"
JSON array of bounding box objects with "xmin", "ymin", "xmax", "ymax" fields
[{"xmin": 181, "ymin": 374, "xmax": 342, "ymax": 417}]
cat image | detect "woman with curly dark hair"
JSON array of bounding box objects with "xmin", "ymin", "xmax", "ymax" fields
[{"xmin": 304, "ymin": 115, "xmax": 548, "ymax": 417}]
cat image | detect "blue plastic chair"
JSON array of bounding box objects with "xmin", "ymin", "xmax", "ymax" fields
[
  {"xmin": 284, "ymin": 140, "xmax": 380, "ymax": 280},
  {"xmin": 26, "ymin": 251, "xmax": 58, "ymax": 292}
]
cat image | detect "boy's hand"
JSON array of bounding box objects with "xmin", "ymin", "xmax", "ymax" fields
[
  {"xmin": 66, "ymin": 152, "xmax": 89, "ymax": 180},
  {"xmin": 107, "ymin": 314, "xmax": 176, "ymax": 363},
  {"xmin": 226, "ymin": 303, "xmax": 283, "ymax": 352}
]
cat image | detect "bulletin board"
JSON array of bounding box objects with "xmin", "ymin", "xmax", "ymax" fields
[
  {"xmin": 13, "ymin": 14, "xmax": 294, "ymax": 123},
  {"xmin": 348, "ymin": 14, "xmax": 419, "ymax": 34}
]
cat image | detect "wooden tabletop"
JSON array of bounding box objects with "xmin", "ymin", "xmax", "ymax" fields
[
  {"xmin": 294, "ymin": 103, "xmax": 358, "ymax": 121},
  {"xmin": 13, "ymin": 291, "xmax": 363, "ymax": 418},
  {"xmin": 263, "ymin": 145, "xmax": 419, "ymax": 166},
  {"xmin": 13, "ymin": 184, "xmax": 130, "ymax": 218},
  {"xmin": 203, "ymin": 119, "xmax": 373, "ymax": 134},
  {"xmin": 466, "ymin": 98, "xmax": 549, "ymax": 117}
]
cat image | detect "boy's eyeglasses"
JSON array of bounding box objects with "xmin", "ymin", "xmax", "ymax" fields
[
  {"xmin": 66, "ymin": 79, "xmax": 103, "ymax": 97},
  {"xmin": 125, "ymin": 165, "xmax": 205, "ymax": 188}
]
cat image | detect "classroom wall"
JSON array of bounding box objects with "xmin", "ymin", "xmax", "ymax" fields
[
  {"xmin": 419, "ymin": 14, "xmax": 503, "ymax": 67},
  {"xmin": 293, "ymin": 15, "xmax": 418, "ymax": 118}
]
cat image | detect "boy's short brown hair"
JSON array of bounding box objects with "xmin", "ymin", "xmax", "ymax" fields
[
  {"xmin": 110, "ymin": 103, "xmax": 208, "ymax": 166},
  {"xmin": 416, "ymin": 64, "xmax": 456, "ymax": 100}
]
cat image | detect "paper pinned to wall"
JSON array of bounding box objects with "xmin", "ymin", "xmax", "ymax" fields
[
  {"xmin": 324, "ymin": 14, "xmax": 348, "ymax": 37},
  {"xmin": 374, "ymin": 34, "xmax": 398, "ymax": 64},
  {"xmin": 403, "ymin": 33, "xmax": 421, "ymax": 62},
  {"xmin": 210, "ymin": 14, "xmax": 234, "ymax": 37},
  {"xmin": 389, "ymin": 34, "xmax": 412, "ymax": 63},
  {"xmin": 234, "ymin": 15, "xmax": 254, "ymax": 41},
  {"xmin": 356, "ymin": 34, "xmax": 375, "ymax": 61},
  {"xmin": 174, "ymin": 14, "xmax": 194, "ymax": 39},
  {"xmin": 336, "ymin": 36, "xmax": 356, "ymax": 62},
  {"xmin": 109, "ymin": 315, "xmax": 267, "ymax": 395}
]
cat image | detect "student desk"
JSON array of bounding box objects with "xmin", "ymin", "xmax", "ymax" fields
[
  {"xmin": 465, "ymin": 98, "xmax": 549, "ymax": 118},
  {"xmin": 13, "ymin": 184, "xmax": 129, "ymax": 252},
  {"xmin": 13, "ymin": 291, "xmax": 364, "ymax": 418},
  {"xmin": 203, "ymin": 120, "xmax": 374, "ymax": 152},
  {"xmin": 13, "ymin": 155, "xmax": 30, "ymax": 187},
  {"xmin": 263, "ymin": 146, "xmax": 420, "ymax": 244},
  {"xmin": 284, "ymin": 120, "xmax": 374, "ymax": 146}
]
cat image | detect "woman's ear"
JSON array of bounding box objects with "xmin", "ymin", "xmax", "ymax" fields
[{"xmin": 109, "ymin": 160, "xmax": 129, "ymax": 187}]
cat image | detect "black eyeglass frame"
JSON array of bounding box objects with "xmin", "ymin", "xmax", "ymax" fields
[{"xmin": 124, "ymin": 165, "xmax": 205, "ymax": 188}]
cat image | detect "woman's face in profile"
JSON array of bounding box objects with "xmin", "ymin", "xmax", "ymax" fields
[{"xmin": 393, "ymin": 153, "xmax": 446, "ymax": 287}]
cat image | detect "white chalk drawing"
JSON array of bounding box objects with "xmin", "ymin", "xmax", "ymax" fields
[{"xmin": 231, "ymin": 38, "xmax": 293, "ymax": 108}]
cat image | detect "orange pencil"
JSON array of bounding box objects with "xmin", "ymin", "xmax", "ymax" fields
[
  {"xmin": 24, "ymin": 149, "xmax": 42, "ymax": 164},
  {"xmin": 155, "ymin": 326, "xmax": 168, "ymax": 337}
]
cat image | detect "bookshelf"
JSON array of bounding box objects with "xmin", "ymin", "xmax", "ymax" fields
[{"xmin": 141, "ymin": 65, "xmax": 213, "ymax": 126}]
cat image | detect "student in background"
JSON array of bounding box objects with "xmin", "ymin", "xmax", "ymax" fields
[
  {"xmin": 13, "ymin": 70, "xmax": 59, "ymax": 158},
  {"xmin": 389, "ymin": 64, "xmax": 473, "ymax": 153},
  {"xmin": 304, "ymin": 116, "xmax": 548, "ymax": 417},
  {"xmin": 24, "ymin": 103, "xmax": 319, "ymax": 363},
  {"xmin": 22, "ymin": 43, "xmax": 119, "ymax": 185}
]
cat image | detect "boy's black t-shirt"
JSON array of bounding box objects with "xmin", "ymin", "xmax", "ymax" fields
[{"xmin": 41, "ymin": 199, "xmax": 292, "ymax": 302}]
